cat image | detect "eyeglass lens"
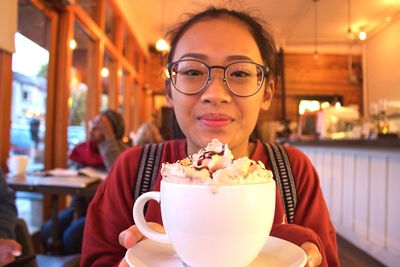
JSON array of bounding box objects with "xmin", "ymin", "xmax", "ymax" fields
[{"xmin": 169, "ymin": 60, "xmax": 264, "ymax": 96}]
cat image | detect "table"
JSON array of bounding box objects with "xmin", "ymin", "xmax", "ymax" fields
[{"xmin": 7, "ymin": 174, "xmax": 101, "ymax": 255}]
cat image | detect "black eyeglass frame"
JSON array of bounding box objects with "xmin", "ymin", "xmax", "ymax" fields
[{"xmin": 166, "ymin": 59, "xmax": 270, "ymax": 97}]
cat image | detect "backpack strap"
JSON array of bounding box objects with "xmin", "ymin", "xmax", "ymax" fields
[
  {"xmin": 133, "ymin": 143, "xmax": 164, "ymax": 205},
  {"xmin": 264, "ymin": 143, "xmax": 297, "ymax": 223}
]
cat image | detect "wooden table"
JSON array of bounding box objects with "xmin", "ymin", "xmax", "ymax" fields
[{"xmin": 7, "ymin": 174, "xmax": 101, "ymax": 255}]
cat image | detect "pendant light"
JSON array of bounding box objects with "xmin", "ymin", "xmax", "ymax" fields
[
  {"xmin": 347, "ymin": 0, "xmax": 355, "ymax": 40},
  {"xmin": 155, "ymin": 0, "xmax": 170, "ymax": 53},
  {"xmin": 313, "ymin": 0, "xmax": 319, "ymax": 59}
]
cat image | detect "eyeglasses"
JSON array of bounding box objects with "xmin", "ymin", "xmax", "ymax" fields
[{"xmin": 167, "ymin": 59, "xmax": 270, "ymax": 97}]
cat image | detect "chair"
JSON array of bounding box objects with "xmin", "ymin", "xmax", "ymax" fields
[{"xmin": 7, "ymin": 219, "xmax": 80, "ymax": 267}]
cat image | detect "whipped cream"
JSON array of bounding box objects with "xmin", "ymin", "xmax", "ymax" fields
[{"xmin": 161, "ymin": 139, "xmax": 273, "ymax": 186}]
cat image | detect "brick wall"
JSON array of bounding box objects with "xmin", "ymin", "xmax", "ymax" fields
[{"xmin": 273, "ymin": 53, "xmax": 363, "ymax": 123}]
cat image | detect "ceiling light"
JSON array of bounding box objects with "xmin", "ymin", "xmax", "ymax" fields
[
  {"xmin": 155, "ymin": 38, "xmax": 170, "ymax": 53},
  {"xmin": 359, "ymin": 30, "xmax": 367, "ymax": 41},
  {"xmin": 69, "ymin": 39, "xmax": 77, "ymax": 50},
  {"xmin": 101, "ymin": 67, "xmax": 109, "ymax": 78}
]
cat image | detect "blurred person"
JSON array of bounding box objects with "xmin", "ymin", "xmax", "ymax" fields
[
  {"xmin": 70, "ymin": 109, "xmax": 128, "ymax": 171},
  {"xmin": 135, "ymin": 114, "xmax": 164, "ymax": 145},
  {"xmin": 29, "ymin": 117, "xmax": 40, "ymax": 149},
  {"xmin": 41, "ymin": 109, "xmax": 128, "ymax": 255}
]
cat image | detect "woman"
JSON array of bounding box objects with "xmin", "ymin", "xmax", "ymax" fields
[
  {"xmin": 81, "ymin": 7, "xmax": 339, "ymax": 267},
  {"xmin": 41, "ymin": 109, "xmax": 127, "ymax": 255}
]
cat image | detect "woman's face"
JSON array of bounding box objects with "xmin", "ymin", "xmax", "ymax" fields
[{"xmin": 169, "ymin": 17, "xmax": 274, "ymax": 157}]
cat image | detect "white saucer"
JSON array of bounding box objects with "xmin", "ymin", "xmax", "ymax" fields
[{"xmin": 125, "ymin": 236, "xmax": 307, "ymax": 267}]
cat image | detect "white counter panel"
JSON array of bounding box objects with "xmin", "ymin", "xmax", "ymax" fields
[{"xmin": 296, "ymin": 146, "xmax": 400, "ymax": 267}]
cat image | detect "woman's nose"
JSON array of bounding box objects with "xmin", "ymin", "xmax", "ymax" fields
[{"xmin": 200, "ymin": 74, "xmax": 232, "ymax": 104}]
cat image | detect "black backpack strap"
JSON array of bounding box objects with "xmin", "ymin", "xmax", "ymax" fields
[
  {"xmin": 133, "ymin": 143, "xmax": 164, "ymax": 204},
  {"xmin": 264, "ymin": 143, "xmax": 297, "ymax": 223}
]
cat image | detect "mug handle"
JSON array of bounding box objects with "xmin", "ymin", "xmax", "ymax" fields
[{"xmin": 132, "ymin": 191, "xmax": 170, "ymax": 244}]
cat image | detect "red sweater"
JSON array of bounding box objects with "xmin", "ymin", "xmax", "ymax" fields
[{"xmin": 81, "ymin": 140, "xmax": 340, "ymax": 266}]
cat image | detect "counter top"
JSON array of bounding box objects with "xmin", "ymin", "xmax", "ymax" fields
[{"xmin": 288, "ymin": 138, "xmax": 400, "ymax": 150}]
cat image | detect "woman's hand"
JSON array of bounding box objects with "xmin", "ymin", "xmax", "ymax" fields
[
  {"xmin": 96, "ymin": 115, "xmax": 116, "ymax": 140},
  {"xmin": 118, "ymin": 223, "xmax": 165, "ymax": 267},
  {"xmin": 0, "ymin": 239, "xmax": 22, "ymax": 267},
  {"xmin": 301, "ymin": 241, "xmax": 322, "ymax": 267}
]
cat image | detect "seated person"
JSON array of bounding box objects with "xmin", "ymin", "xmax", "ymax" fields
[
  {"xmin": 135, "ymin": 114, "xmax": 164, "ymax": 145},
  {"xmin": 41, "ymin": 109, "xmax": 128, "ymax": 255},
  {"xmin": 0, "ymin": 168, "xmax": 22, "ymax": 266}
]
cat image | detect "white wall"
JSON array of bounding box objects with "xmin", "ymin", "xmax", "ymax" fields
[
  {"xmin": 364, "ymin": 19, "xmax": 400, "ymax": 112},
  {"xmin": 0, "ymin": 1, "xmax": 17, "ymax": 53}
]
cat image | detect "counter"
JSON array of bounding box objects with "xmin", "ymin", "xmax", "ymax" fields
[
  {"xmin": 291, "ymin": 139, "xmax": 400, "ymax": 267},
  {"xmin": 289, "ymin": 138, "xmax": 400, "ymax": 150}
]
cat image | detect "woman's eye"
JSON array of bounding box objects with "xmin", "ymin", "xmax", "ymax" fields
[
  {"xmin": 230, "ymin": 70, "xmax": 250, "ymax": 77},
  {"xmin": 182, "ymin": 69, "xmax": 203, "ymax": 76}
]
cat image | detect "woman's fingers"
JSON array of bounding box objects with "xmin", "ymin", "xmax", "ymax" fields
[
  {"xmin": 301, "ymin": 241, "xmax": 322, "ymax": 267},
  {"xmin": 118, "ymin": 223, "xmax": 165, "ymax": 249},
  {"xmin": 118, "ymin": 225, "xmax": 143, "ymax": 249}
]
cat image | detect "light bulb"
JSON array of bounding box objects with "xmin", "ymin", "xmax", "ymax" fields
[
  {"xmin": 359, "ymin": 31, "xmax": 367, "ymax": 41},
  {"xmin": 155, "ymin": 38, "xmax": 170, "ymax": 53},
  {"xmin": 101, "ymin": 67, "xmax": 109, "ymax": 78},
  {"xmin": 69, "ymin": 39, "xmax": 77, "ymax": 50}
]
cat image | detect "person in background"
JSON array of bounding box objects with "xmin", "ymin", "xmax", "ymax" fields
[
  {"xmin": 41, "ymin": 109, "xmax": 128, "ymax": 255},
  {"xmin": 0, "ymin": 169, "xmax": 22, "ymax": 266},
  {"xmin": 135, "ymin": 113, "xmax": 164, "ymax": 145},
  {"xmin": 29, "ymin": 116, "xmax": 41, "ymax": 160},
  {"xmin": 70, "ymin": 109, "xmax": 128, "ymax": 171},
  {"xmin": 81, "ymin": 7, "xmax": 339, "ymax": 267}
]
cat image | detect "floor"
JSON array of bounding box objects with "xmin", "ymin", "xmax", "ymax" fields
[{"xmin": 337, "ymin": 235, "xmax": 387, "ymax": 267}]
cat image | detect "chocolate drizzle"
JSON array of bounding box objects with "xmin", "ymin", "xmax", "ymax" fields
[
  {"xmin": 195, "ymin": 146, "xmax": 225, "ymax": 166},
  {"xmin": 186, "ymin": 145, "xmax": 226, "ymax": 176}
]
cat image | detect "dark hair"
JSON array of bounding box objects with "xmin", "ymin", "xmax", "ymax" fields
[
  {"xmin": 101, "ymin": 109, "xmax": 125, "ymax": 140},
  {"xmin": 165, "ymin": 7, "xmax": 278, "ymax": 141},
  {"xmin": 166, "ymin": 6, "xmax": 279, "ymax": 80}
]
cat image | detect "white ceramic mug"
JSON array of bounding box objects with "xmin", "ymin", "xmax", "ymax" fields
[
  {"xmin": 133, "ymin": 180, "xmax": 276, "ymax": 267},
  {"xmin": 9, "ymin": 154, "xmax": 29, "ymax": 176}
]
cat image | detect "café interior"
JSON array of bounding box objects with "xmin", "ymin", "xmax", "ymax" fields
[{"xmin": 1, "ymin": 0, "xmax": 400, "ymax": 266}]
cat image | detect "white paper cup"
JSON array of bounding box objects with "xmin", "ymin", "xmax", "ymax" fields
[{"xmin": 9, "ymin": 154, "xmax": 29, "ymax": 176}]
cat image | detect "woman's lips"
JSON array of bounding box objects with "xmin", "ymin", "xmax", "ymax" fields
[{"xmin": 198, "ymin": 114, "xmax": 233, "ymax": 128}]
